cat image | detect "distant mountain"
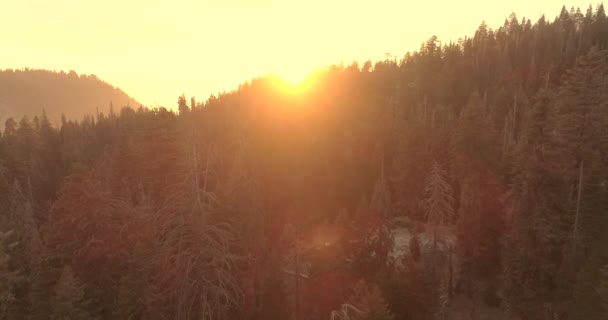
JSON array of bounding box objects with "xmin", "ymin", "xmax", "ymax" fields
[{"xmin": 0, "ymin": 68, "xmax": 140, "ymax": 124}]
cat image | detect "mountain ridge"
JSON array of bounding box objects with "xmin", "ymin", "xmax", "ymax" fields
[{"xmin": 0, "ymin": 68, "xmax": 140, "ymax": 124}]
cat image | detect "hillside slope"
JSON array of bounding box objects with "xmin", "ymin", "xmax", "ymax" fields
[{"xmin": 0, "ymin": 68, "xmax": 140, "ymax": 124}]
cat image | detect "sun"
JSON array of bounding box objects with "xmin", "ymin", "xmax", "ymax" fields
[
  {"xmin": 272, "ymin": 69, "xmax": 316, "ymax": 95},
  {"xmin": 279, "ymin": 69, "xmax": 309, "ymax": 86}
]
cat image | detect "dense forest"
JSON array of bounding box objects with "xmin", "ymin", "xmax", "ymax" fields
[
  {"xmin": 1, "ymin": 4, "xmax": 608, "ymax": 320},
  {"xmin": 0, "ymin": 69, "xmax": 140, "ymax": 124}
]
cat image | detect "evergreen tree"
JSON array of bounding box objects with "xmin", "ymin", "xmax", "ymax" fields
[
  {"xmin": 349, "ymin": 195, "xmax": 394, "ymax": 277},
  {"xmin": 422, "ymin": 161, "xmax": 454, "ymax": 252},
  {"xmin": 0, "ymin": 230, "xmax": 21, "ymax": 320},
  {"xmin": 178, "ymin": 94, "xmax": 190, "ymax": 114},
  {"xmin": 49, "ymin": 266, "xmax": 92, "ymax": 320},
  {"xmin": 551, "ymin": 48, "xmax": 608, "ymax": 319},
  {"xmin": 501, "ymin": 86, "xmax": 564, "ymax": 318},
  {"xmin": 190, "ymin": 96, "xmax": 196, "ymax": 111}
]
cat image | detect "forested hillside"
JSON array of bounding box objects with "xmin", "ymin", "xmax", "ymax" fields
[
  {"xmin": 1, "ymin": 4, "xmax": 608, "ymax": 320},
  {"xmin": 0, "ymin": 69, "xmax": 140, "ymax": 124}
]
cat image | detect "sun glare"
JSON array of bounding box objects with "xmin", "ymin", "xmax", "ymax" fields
[
  {"xmin": 280, "ymin": 70, "xmax": 309, "ymax": 86},
  {"xmin": 273, "ymin": 70, "xmax": 315, "ymax": 95}
]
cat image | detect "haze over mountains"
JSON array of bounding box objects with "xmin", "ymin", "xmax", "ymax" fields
[{"xmin": 0, "ymin": 68, "xmax": 140, "ymax": 124}]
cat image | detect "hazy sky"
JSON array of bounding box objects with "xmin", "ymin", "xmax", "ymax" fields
[{"xmin": 0, "ymin": 0, "xmax": 597, "ymax": 109}]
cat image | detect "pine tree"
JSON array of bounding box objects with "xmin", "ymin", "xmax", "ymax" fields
[
  {"xmin": 454, "ymin": 91, "xmax": 498, "ymax": 172},
  {"xmin": 112, "ymin": 255, "xmax": 149, "ymax": 319},
  {"xmin": 177, "ymin": 94, "xmax": 190, "ymax": 115},
  {"xmin": 350, "ymin": 193, "xmax": 394, "ymax": 276},
  {"xmin": 422, "ymin": 161, "xmax": 454, "ymax": 253},
  {"xmin": 149, "ymin": 139, "xmax": 241, "ymax": 320},
  {"xmin": 391, "ymin": 115, "xmax": 432, "ymax": 221},
  {"xmin": 501, "ymin": 86, "xmax": 564, "ymax": 318},
  {"xmin": 551, "ymin": 48, "xmax": 608, "ymax": 254},
  {"xmin": 49, "ymin": 266, "xmax": 92, "ymax": 320},
  {"xmin": 190, "ymin": 96, "xmax": 196, "ymax": 111},
  {"xmin": 370, "ymin": 166, "xmax": 392, "ymax": 220},
  {"xmin": 0, "ymin": 230, "xmax": 21, "ymax": 320},
  {"xmin": 551, "ymin": 48, "xmax": 608, "ymax": 319}
]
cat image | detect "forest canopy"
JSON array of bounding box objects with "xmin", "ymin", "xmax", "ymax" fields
[{"xmin": 1, "ymin": 3, "xmax": 608, "ymax": 320}]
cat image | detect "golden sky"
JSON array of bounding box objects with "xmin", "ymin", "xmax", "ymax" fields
[{"xmin": 0, "ymin": 0, "xmax": 596, "ymax": 108}]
